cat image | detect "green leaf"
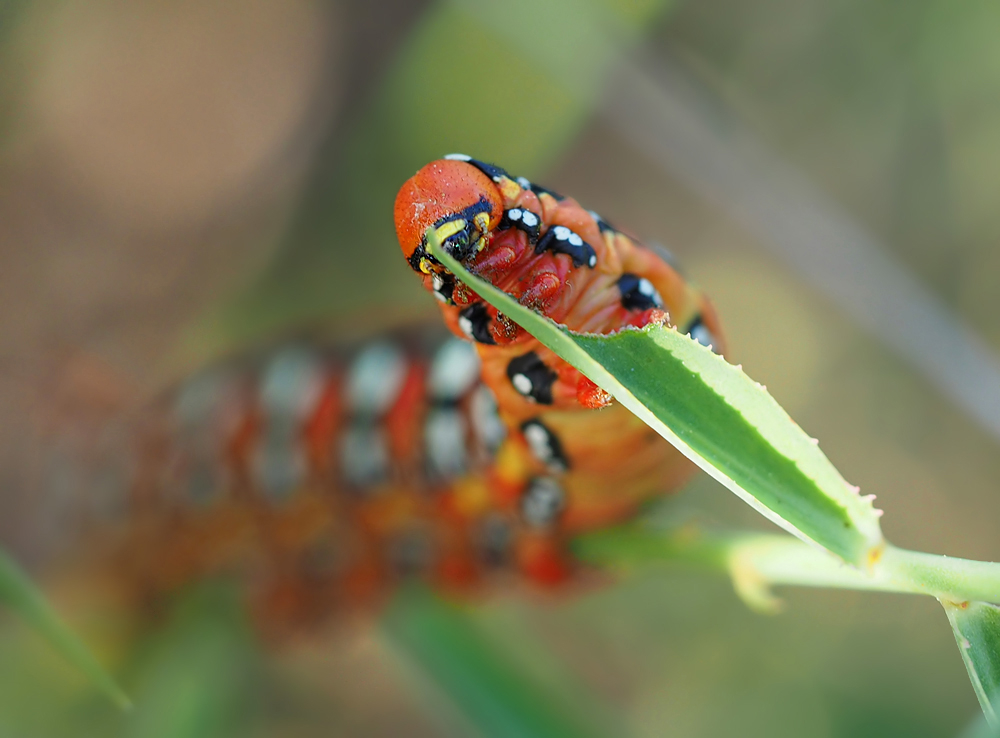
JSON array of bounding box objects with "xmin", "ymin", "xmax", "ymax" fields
[
  {"xmin": 957, "ymin": 711, "xmax": 1000, "ymax": 738},
  {"xmin": 382, "ymin": 587, "xmax": 619, "ymax": 738},
  {"xmin": 0, "ymin": 549, "xmax": 131, "ymax": 710},
  {"xmin": 944, "ymin": 600, "xmax": 1000, "ymax": 726},
  {"xmin": 125, "ymin": 586, "xmax": 258, "ymax": 738},
  {"xmin": 427, "ymin": 236, "xmax": 884, "ymax": 567}
]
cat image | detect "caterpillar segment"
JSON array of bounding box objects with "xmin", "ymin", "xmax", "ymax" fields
[
  {"xmin": 395, "ymin": 155, "xmax": 727, "ymax": 575},
  {"xmin": 58, "ymin": 327, "xmax": 569, "ymax": 638}
]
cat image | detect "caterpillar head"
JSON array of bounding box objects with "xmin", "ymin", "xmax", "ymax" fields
[{"xmin": 394, "ymin": 157, "xmax": 504, "ymax": 275}]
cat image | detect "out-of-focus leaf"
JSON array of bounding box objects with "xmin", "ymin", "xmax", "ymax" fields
[
  {"xmin": 382, "ymin": 587, "xmax": 620, "ymax": 738},
  {"xmin": 124, "ymin": 586, "xmax": 259, "ymax": 738},
  {"xmin": 0, "ymin": 549, "xmax": 130, "ymax": 710},
  {"xmin": 944, "ymin": 600, "xmax": 1000, "ymax": 726},
  {"xmin": 958, "ymin": 710, "xmax": 1000, "ymax": 738},
  {"xmin": 428, "ymin": 237, "xmax": 885, "ymax": 567}
]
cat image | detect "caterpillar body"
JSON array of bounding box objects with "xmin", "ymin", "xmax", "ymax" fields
[
  {"xmin": 47, "ymin": 325, "xmax": 580, "ymax": 636},
  {"xmin": 36, "ymin": 156, "xmax": 724, "ymax": 637},
  {"xmin": 395, "ymin": 154, "xmax": 726, "ymax": 567}
]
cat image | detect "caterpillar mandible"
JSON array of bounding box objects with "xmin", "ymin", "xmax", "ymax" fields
[{"xmin": 395, "ymin": 154, "xmax": 726, "ymax": 562}]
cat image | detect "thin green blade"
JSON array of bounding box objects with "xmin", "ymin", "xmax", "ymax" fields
[
  {"xmin": 0, "ymin": 549, "xmax": 130, "ymax": 710},
  {"xmin": 958, "ymin": 711, "xmax": 1000, "ymax": 738},
  {"xmin": 125, "ymin": 586, "xmax": 259, "ymax": 738},
  {"xmin": 382, "ymin": 587, "xmax": 620, "ymax": 738},
  {"xmin": 944, "ymin": 600, "xmax": 1000, "ymax": 725},
  {"xmin": 428, "ymin": 236, "xmax": 884, "ymax": 567}
]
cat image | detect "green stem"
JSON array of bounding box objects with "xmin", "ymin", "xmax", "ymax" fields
[
  {"xmin": 880, "ymin": 548, "xmax": 1000, "ymax": 604},
  {"xmin": 0, "ymin": 551, "xmax": 131, "ymax": 710},
  {"xmin": 736, "ymin": 539, "xmax": 1000, "ymax": 601},
  {"xmin": 575, "ymin": 527, "xmax": 1000, "ymax": 608}
]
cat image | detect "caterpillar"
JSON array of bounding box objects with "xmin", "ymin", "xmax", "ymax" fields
[
  {"xmin": 394, "ymin": 153, "xmax": 726, "ymax": 572},
  {"xmin": 33, "ymin": 156, "xmax": 724, "ymax": 639},
  {"xmin": 41, "ymin": 324, "xmax": 578, "ymax": 637}
]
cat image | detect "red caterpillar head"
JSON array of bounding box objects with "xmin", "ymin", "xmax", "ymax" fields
[{"xmin": 394, "ymin": 156, "xmax": 504, "ymax": 274}]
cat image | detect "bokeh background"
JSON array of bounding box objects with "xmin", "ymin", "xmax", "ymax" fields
[{"xmin": 1, "ymin": 0, "xmax": 999, "ymax": 735}]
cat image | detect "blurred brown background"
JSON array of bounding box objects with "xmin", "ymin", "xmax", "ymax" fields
[{"xmin": 1, "ymin": 0, "xmax": 999, "ymax": 735}]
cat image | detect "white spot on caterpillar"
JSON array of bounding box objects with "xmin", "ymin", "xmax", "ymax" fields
[
  {"xmin": 444, "ymin": 153, "xmax": 472, "ymax": 161},
  {"xmin": 512, "ymin": 373, "xmax": 533, "ymax": 396},
  {"xmin": 341, "ymin": 426, "xmax": 389, "ymax": 487},
  {"xmin": 637, "ymin": 278, "xmax": 663, "ymax": 305},
  {"xmin": 521, "ymin": 211, "xmax": 538, "ymax": 227},
  {"xmin": 431, "ymin": 274, "xmax": 449, "ymax": 303},
  {"xmin": 428, "ymin": 338, "xmax": 480, "ymax": 401},
  {"xmin": 426, "ymin": 408, "xmax": 467, "ymax": 478},
  {"xmin": 522, "ymin": 421, "xmax": 565, "ymax": 471},
  {"xmin": 255, "ymin": 348, "xmax": 324, "ymax": 499},
  {"xmin": 259, "ymin": 348, "xmax": 324, "ymax": 421},
  {"xmin": 689, "ymin": 323, "xmax": 715, "ymax": 349},
  {"xmin": 347, "ymin": 342, "xmax": 406, "ymax": 416},
  {"xmin": 524, "ymin": 423, "xmax": 550, "ymax": 458},
  {"xmin": 521, "ymin": 477, "xmax": 564, "ymax": 527},
  {"xmin": 470, "ymin": 386, "xmax": 506, "ymax": 453},
  {"xmin": 458, "ymin": 314, "xmax": 475, "ymax": 340}
]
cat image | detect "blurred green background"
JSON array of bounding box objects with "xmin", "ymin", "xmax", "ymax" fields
[{"xmin": 1, "ymin": 0, "xmax": 999, "ymax": 735}]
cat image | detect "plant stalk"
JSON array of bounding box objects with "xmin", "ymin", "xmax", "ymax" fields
[{"xmin": 575, "ymin": 527, "xmax": 1000, "ymax": 607}]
